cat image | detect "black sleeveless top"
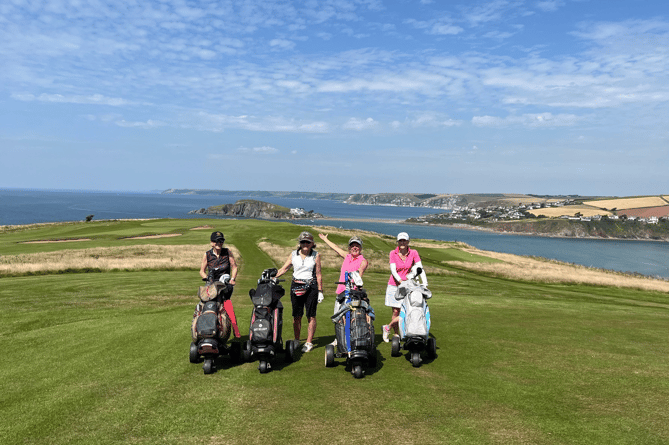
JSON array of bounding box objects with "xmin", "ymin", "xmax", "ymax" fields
[{"xmin": 206, "ymin": 248, "xmax": 231, "ymax": 277}]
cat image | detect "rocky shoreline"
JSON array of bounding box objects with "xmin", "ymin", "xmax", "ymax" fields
[{"xmin": 189, "ymin": 199, "xmax": 323, "ymax": 220}]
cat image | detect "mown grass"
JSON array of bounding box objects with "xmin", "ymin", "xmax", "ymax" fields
[{"xmin": 1, "ymin": 219, "xmax": 668, "ymax": 444}]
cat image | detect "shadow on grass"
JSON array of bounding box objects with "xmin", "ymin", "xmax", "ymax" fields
[{"xmin": 308, "ymin": 334, "xmax": 386, "ymax": 377}]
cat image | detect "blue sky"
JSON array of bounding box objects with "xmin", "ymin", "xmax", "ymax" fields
[{"xmin": 1, "ymin": 0, "xmax": 668, "ymax": 195}]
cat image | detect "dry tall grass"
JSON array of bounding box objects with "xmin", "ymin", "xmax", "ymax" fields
[
  {"xmin": 449, "ymin": 245, "xmax": 669, "ymax": 294},
  {"xmin": 0, "ymin": 244, "xmax": 241, "ymax": 275}
]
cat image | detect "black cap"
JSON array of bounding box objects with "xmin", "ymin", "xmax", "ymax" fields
[{"xmin": 210, "ymin": 231, "xmax": 225, "ymax": 242}]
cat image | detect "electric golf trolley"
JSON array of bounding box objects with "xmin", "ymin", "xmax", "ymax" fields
[
  {"xmin": 325, "ymin": 271, "xmax": 377, "ymax": 379},
  {"xmin": 390, "ymin": 267, "xmax": 437, "ymax": 367},
  {"xmin": 243, "ymin": 268, "xmax": 299, "ymax": 373},
  {"xmin": 189, "ymin": 274, "xmax": 241, "ymax": 374}
]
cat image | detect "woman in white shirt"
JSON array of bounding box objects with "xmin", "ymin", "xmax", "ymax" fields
[{"xmin": 276, "ymin": 231, "xmax": 323, "ymax": 353}]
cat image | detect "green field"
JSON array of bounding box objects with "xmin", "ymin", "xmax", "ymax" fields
[{"xmin": 1, "ymin": 219, "xmax": 668, "ymax": 444}]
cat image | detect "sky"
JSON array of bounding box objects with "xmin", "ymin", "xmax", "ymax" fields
[{"xmin": 1, "ymin": 0, "xmax": 668, "ymax": 196}]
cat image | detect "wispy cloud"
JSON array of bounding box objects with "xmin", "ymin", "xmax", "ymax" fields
[
  {"xmin": 342, "ymin": 117, "xmax": 378, "ymax": 131},
  {"xmin": 472, "ymin": 112, "xmax": 580, "ymax": 127},
  {"xmin": 237, "ymin": 146, "xmax": 279, "ymax": 154},
  {"xmin": 11, "ymin": 93, "xmax": 134, "ymax": 106},
  {"xmin": 115, "ymin": 119, "xmax": 166, "ymax": 129}
]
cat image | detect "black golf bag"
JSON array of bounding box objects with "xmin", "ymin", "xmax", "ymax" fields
[
  {"xmin": 326, "ymin": 272, "xmax": 377, "ymax": 379},
  {"xmin": 244, "ymin": 268, "xmax": 299, "ymax": 373}
]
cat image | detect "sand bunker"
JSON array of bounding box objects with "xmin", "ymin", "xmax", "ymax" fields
[
  {"xmin": 23, "ymin": 238, "xmax": 92, "ymax": 244},
  {"xmin": 190, "ymin": 225, "xmax": 215, "ymax": 230},
  {"xmin": 124, "ymin": 233, "xmax": 182, "ymax": 240}
]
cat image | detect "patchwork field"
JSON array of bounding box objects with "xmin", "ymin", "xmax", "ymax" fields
[
  {"xmin": 526, "ymin": 205, "xmax": 611, "ymax": 218},
  {"xmin": 616, "ymin": 206, "xmax": 669, "ymax": 218},
  {"xmin": 583, "ymin": 196, "xmax": 669, "ymax": 210}
]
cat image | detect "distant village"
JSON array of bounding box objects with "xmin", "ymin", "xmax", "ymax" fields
[{"xmin": 412, "ymin": 199, "xmax": 669, "ymax": 225}]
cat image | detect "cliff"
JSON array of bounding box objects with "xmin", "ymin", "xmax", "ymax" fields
[{"xmin": 189, "ymin": 200, "xmax": 323, "ymax": 220}]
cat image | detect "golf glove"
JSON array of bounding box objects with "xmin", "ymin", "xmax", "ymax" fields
[{"xmin": 317, "ymin": 292, "xmax": 324, "ymax": 303}]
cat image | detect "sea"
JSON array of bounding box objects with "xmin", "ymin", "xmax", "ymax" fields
[{"xmin": 2, "ymin": 188, "xmax": 668, "ymax": 279}]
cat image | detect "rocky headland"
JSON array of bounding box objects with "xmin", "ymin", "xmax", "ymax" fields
[{"xmin": 189, "ymin": 200, "xmax": 323, "ymax": 220}]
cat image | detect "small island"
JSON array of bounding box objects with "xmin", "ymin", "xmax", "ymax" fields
[{"xmin": 189, "ymin": 199, "xmax": 323, "ymax": 220}]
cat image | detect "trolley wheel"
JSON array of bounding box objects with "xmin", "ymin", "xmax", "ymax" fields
[
  {"xmin": 391, "ymin": 336, "xmax": 401, "ymax": 357},
  {"xmin": 259, "ymin": 360, "xmax": 270, "ymax": 374},
  {"xmin": 189, "ymin": 342, "xmax": 200, "ymax": 363},
  {"xmin": 411, "ymin": 351, "xmax": 421, "ymax": 368},
  {"xmin": 203, "ymin": 359, "xmax": 214, "ymax": 374},
  {"xmin": 285, "ymin": 340, "xmax": 296, "ymax": 363},
  {"xmin": 352, "ymin": 364, "xmax": 364, "ymax": 379},
  {"xmin": 242, "ymin": 340, "xmax": 252, "ymax": 362},
  {"xmin": 325, "ymin": 344, "xmax": 336, "ymax": 368},
  {"xmin": 427, "ymin": 337, "xmax": 437, "ymax": 359}
]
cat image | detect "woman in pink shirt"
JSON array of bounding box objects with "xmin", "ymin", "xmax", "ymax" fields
[
  {"xmin": 318, "ymin": 233, "xmax": 368, "ymax": 313},
  {"xmin": 383, "ymin": 232, "xmax": 427, "ymax": 342}
]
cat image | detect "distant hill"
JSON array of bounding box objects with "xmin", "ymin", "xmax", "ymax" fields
[{"xmin": 164, "ymin": 189, "xmax": 595, "ymax": 210}]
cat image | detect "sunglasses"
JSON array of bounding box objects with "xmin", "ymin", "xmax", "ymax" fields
[{"xmin": 300, "ymin": 240, "xmax": 312, "ymax": 245}]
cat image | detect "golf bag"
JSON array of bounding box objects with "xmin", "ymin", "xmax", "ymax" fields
[
  {"xmin": 245, "ymin": 268, "xmax": 298, "ymax": 373},
  {"xmin": 332, "ymin": 289, "xmax": 375, "ymax": 355},
  {"xmin": 189, "ymin": 277, "xmax": 237, "ymax": 374},
  {"xmin": 326, "ymin": 272, "xmax": 376, "ymax": 378},
  {"xmin": 192, "ymin": 281, "xmax": 233, "ymax": 344},
  {"xmin": 397, "ymin": 280, "xmax": 432, "ymax": 340},
  {"xmin": 391, "ymin": 267, "xmax": 437, "ymax": 367}
]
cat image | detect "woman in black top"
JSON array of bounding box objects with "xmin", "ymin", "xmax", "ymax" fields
[{"xmin": 199, "ymin": 231, "xmax": 240, "ymax": 337}]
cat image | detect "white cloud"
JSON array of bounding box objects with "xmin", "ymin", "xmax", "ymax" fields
[
  {"xmin": 11, "ymin": 93, "xmax": 133, "ymax": 106},
  {"xmin": 535, "ymin": 1, "xmax": 564, "ymax": 13},
  {"xmin": 189, "ymin": 112, "xmax": 329, "ymax": 133},
  {"xmin": 238, "ymin": 146, "xmax": 279, "ymax": 154},
  {"xmin": 405, "ymin": 18, "xmax": 464, "ymax": 36},
  {"xmin": 269, "ymin": 39, "xmax": 296, "ymax": 50},
  {"xmin": 342, "ymin": 117, "xmax": 378, "ymax": 131},
  {"xmin": 115, "ymin": 119, "xmax": 166, "ymax": 129},
  {"xmin": 472, "ymin": 112, "xmax": 580, "ymax": 127},
  {"xmin": 463, "ymin": 0, "xmax": 519, "ymax": 27},
  {"xmin": 402, "ymin": 114, "xmax": 463, "ymax": 128}
]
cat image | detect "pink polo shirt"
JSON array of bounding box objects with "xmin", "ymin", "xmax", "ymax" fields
[
  {"xmin": 336, "ymin": 254, "xmax": 366, "ymax": 294},
  {"xmin": 388, "ymin": 247, "xmax": 421, "ymax": 286}
]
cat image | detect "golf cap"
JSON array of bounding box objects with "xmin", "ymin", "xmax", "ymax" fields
[
  {"xmin": 298, "ymin": 231, "xmax": 314, "ymax": 243},
  {"xmin": 397, "ymin": 232, "xmax": 410, "ymax": 241},
  {"xmin": 210, "ymin": 231, "xmax": 225, "ymax": 242},
  {"xmin": 348, "ymin": 236, "xmax": 363, "ymax": 247}
]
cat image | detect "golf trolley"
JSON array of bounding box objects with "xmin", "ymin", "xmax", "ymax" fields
[
  {"xmin": 243, "ymin": 268, "xmax": 299, "ymax": 373},
  {"xmin": 325, "ymin": 271, "xmax": 377, "ymax": 379},
  {"xmin": 189, "ymin": 273, "xmax": 241, "ymax": 374},
  {"xmin": 390, "ymin": 267, "xmax": 437, "ymax": 367}
]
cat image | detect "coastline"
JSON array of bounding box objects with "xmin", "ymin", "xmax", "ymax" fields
[{"xmin": 400, "ymin": 220, "xmax": 669, "ymax": 243}]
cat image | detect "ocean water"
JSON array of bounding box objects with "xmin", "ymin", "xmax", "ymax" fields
[{"xmin": 2, "ymin": 189, "xmax": 668, "ymax": 278}]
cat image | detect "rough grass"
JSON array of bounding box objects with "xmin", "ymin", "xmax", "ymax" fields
[
  {"xmin": 448, "ymin": 245, "xmax": 669, "ymax": 294},
  {"xmin": 0, "ymin": 244, "xmax": 241, "ymax": 276}
]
